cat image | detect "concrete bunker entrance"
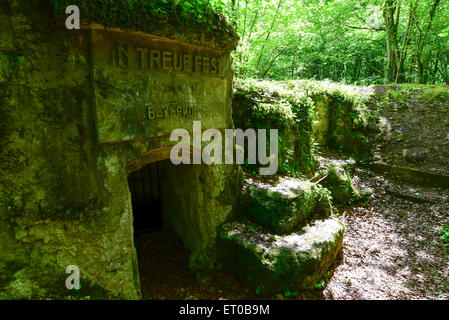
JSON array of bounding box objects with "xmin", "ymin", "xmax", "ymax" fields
[
  {"xmin": 125, "ymin": 148, "xmax": 210, "ymax": 296},
  {"xmin": 127, "ymin": 158, "xmax": 187, "ymax": 296},
  {"xmin": 128, "ymin": 160, "xmax": 165, "ymax": 234}
]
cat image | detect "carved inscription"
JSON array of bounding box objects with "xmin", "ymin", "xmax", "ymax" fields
[
  {"xmin": 92, "ymin": 31, "xmax": 229, "ymax": 143},
  {"xmin": 111, "ymin": 44, "xmax": 220, "ymax": 75},
  {"xmin": 148, "ymin": 104, "xmax": 198, "ymax": 120}
]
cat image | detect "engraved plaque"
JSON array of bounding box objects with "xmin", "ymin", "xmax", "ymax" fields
[{"xmin": 90, "ymin": 29, "xmax": 231, "ymax": 143}]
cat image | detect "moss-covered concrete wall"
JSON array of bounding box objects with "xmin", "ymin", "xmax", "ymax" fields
[
  {"xmin": 0, "ymin": 0, "xmax": 239, "ymax": 299},
  {"xmin": 232, "ymin": 80, "xmax": 316, "ymax": 177},
  {"xmin": 161, "ymin": 162, "xmax": 242, "ymax": 270},
  {"xmin": 312, "ymin": 95, "xmax": 332, "ymax": 146},
  {"xmin": 311, "ymin": 94, "xmax": 365, "ymax": 152}
]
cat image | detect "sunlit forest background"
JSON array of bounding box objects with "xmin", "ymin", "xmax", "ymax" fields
[{"xmin": 206, "ymin": 0, "xmax": 449, "ymax": 84}]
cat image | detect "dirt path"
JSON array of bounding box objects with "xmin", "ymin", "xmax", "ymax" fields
[
  {"xmin": 135, "ymin": 229, "xmax": 265, "ymax": 300},
  {"xmin": 324, "ymin": 168, "xmax": 449, "ymax": 300}
]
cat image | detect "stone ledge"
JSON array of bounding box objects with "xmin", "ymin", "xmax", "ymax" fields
[
  {"xmin": 244, "ymin": 178, "xmax": 333, "ymax": 234},
  {"xmin": 371, "ymin": 162, "xmax": 449, "ymax": 187},
  {"xmin": 217, "ymin": 217, "xmax": 345, "ymax": 294}
]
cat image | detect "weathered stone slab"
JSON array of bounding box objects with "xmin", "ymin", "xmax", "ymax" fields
[
  {"xmin": 90, "ymin": 29, "xmax": 232, "ymax": 143},
  {"xmin": 245, "ymin": 178, "xmax": 332, "ymax": 234},
  {"xmin": 371, "ymin": 162, "xmax": 449, "ymax": 188},
  {"xmin": 217, "ymin": 217, "xmax": 345, "ymax": 294}
]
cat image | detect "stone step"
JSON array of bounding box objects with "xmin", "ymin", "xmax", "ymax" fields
[
  {"xmin": 371, "ymin": 162, "xmax": 449, "ymax": 188},
  {"xmin": 243, "ymin": 178, "xmax": 332, "ymax": 234},
  {"xmin": 217, "ymin": 217, "xmax": 345, "ymax": 294}
]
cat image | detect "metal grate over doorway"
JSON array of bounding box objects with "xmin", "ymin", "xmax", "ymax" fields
[{"xmin": 128, "ymin": 161, "xmax": 165, "ymax": 235}]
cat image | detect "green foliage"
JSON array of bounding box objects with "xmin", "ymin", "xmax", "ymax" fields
[
  {"xmin": 225, "ymin": 0, "xmax": 449, "ymax": 85},
  {"xmin": 281, "ymin": 79, "xmax": 377, "ymax": 128},
  {"xmin": 386, "ymin": 89, "xmax": 407, "ymax": 107},
  {"xmin": 5, "ymin": 260, "xmax": 26, "ymax": 275},
  {"xmin": 51, "ymin": 0, "xmax": 232, "ymax": 32},
  {"xmin": 388, "ymin": 84, "xmax": 449, "ymax": 103},
  {"xmin": 255, "ymin": 285, "xmax": 261, "ymax": 295},
  {"xmin": 314, "ymin": 279, "xmax": 325, "ymax": 289},
  {"xmin": 284, "ymin": 289, "xmax": 298, "ymax": 297},
  {"xmin": 441, "ymin": 217, "xmax": 449, "ymax": 253}
]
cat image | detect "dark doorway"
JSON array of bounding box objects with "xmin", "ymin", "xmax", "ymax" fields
[{"xmin": 128, "ymin": 161, "xmax": 165, "ymax": 235}]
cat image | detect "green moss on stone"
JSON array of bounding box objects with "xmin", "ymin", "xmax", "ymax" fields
[
  {"xmin": 233, "ymin": 79, "xmax": 378, "ymax": 166},
  {"xmin": 217, "ymin": 217, "xmax": 345, "ymax": 294},
  {"xmin": 1, "ymin": 0, "xmax": 238, "ymax": 300},
  {"xmin": 41, "ymin": 272, "xmax": 112, "ymax": 300},
  {"xmin": 244, "ymin": 179, "xmax": 332, "ymax": 234},
  {"xmin": 233, "ymin": 80, "xmax": 316, "ymax": 176},
  {"xmin": 321, "ymin": 165, "xmax": 363, "ymax": 205},
  {"xmin": 51, "ymin": 0, "xmax": 234, "ymax": 35}
]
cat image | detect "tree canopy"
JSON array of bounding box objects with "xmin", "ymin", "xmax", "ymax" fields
[{"xmin": 220, "ymin": 0, "xmax": 449, "ymax": 85}]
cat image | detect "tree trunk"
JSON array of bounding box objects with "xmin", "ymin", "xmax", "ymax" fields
[
  {"xmin": 414, "ymin": 0, "xmax": 440, "ymax": 83},
  {"xmin": 261, "ymin": 42, "xmax": 291, "ymax": 79},
  {"xmin": 395, "ymin": 0, "xmax": 416, "ymax": 83},
  {"xmin": 383, "ymin": 0, "xmax": 400, "ymax": 83}
]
